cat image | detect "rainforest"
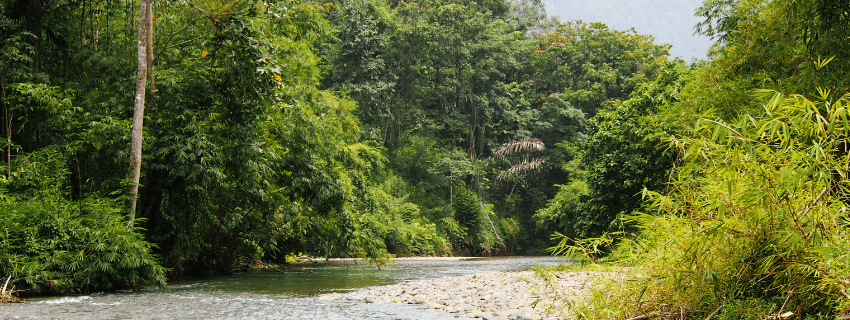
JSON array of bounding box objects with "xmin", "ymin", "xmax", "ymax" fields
[{"xmin": 1, "ymin": 0, "xmax": 849, "ymax": 318}]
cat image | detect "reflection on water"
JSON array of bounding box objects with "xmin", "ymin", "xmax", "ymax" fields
[
  {"xmin": 2, "ymin": 256, "xmax": 565, "ymax": 319},
  {"xmin": 166, "ymin": 256, "xmax": 565, "ymax": 296},
  {"xmin": 166, "ymin": 262, "xmax": 393, "ymax": 296}
]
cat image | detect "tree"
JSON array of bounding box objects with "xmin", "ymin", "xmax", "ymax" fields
[
  {"xmin": 682, "ymin": 0, "xmax": 850, "ymax": 120},
  {"xmin": 323, "ymin": 0, "xmax": 395, "ymax": 143},
  {"xmin": 127, "ymin": 0, "xmax": 153, "ymax": 223},
  {"xmin": 384, "ymin": 0, "xmax": 514, "ymax": 158},
  {"xmin": 525, "ymin": 21, "xmax": 670, "ymax": 119},
  {"xmin": 537, "ymin": 60, "xmax": 684, "ymax": 239},
  {"xmin": 0, "ymin": 0, "xmax": 168, "ymax": 294},
  {"xmin": 505, "ymin": 0, "xmax": 557, "ymax": 35},
  {"xmin": 559, "ymin": 0, "xmax": 850, "ymax": 317},
  {"xmin": 693, "ymin": 0, "xmax": 743, "ymax": 44}
]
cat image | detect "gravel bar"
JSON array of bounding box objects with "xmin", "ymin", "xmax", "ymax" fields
[{"xmin": 318, "ymin": 270, "xmax": 614, "ymax": 320}]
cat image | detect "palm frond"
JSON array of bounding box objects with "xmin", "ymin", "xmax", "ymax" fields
[
  {"xmin": 494, "ymin": 138, "xmax": 544, "ymax": 156},
  {"xmin": 497, "ymin": 158, "xmax": 546, "ymax": 180}
]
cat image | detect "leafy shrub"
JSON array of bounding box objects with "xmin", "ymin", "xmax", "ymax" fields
[
  {"xmin": 533, "ymin": 177, "xmax": 589, "ymax": 236},
  {"xmin": 536, "ymin": 61, "xmax": 683, "ymax": 240},
  {"xmin": 439, "ymin": 217, "xmax": 467, "ymax": 251},
  {"xmin": 567, "ymin": 91, "xmax": 850, "ymax": 319},
  {"xmin": 716, "ymin": 298, "xmax": 776, "ymax": 320},
  {"xmin": 498, "ymin": 217, "xmax": 521, "ymax": 243},
  {"xmin": 359, "ymin": 174, "xmax": 452, "ymax": 256},
  {"xmin": 0, "ymin": 148, "xmax": 166, "ymax": 294},
  {"xmin": 452, "ymin": 184, "xmax": 483, "ymax": 252},
  {"xmin": 383, "ymin": 219, "xmax": 447, "ymax": 256}
]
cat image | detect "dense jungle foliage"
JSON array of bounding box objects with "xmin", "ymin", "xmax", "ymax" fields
[
  {"xmin": 549, "ymin": 0, "xmax": 850, "ymax": 318},
  {"xmin": 0, "ymin": 0, "xmax": 669, "ymax": 294},
  {"xmin": 1, "ymin": 0, "xmax": 848, "ymax": 316}
]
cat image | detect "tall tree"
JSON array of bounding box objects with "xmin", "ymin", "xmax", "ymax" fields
[
  {"xmin": 127, "ymin": 0, "xmax": 153, "ymax": 223},
  {"xmin": 536, "ymin": 60, "xmax": 684, "ymax": 239}
]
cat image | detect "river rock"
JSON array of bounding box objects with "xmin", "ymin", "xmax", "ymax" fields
[
  {"xmin": 427, "ymin": 302, "xmax": 444, "ymax": 310},
  {"xmin": 319, "ymin": 269, "xmax": 618, "ymax": 319}
]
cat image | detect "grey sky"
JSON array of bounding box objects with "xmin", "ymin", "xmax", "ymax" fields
[{"xmin": 542, "ymin": 0, "xmax": 715, "ymax": 62}]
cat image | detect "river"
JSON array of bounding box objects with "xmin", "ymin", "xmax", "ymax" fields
[{"xmin": 0, "ymin": 256, "xmax": 566, "ymax": 319}]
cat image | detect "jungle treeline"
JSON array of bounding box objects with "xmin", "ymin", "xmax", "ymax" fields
[{"xmin": 1, "ymin": 0, "xmax": 849, "ymax": 317}]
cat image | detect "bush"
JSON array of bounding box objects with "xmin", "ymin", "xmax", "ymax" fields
[
  {"xmin": 716, "ymin": 299, "xmax": 776, "ymax": 320},
  {"xmin": 452, "ymin": 184, "xmax": 483, "ymax": 252},
  {"xmin": 362, "ymin": 176, "xmax": 452, "ymax": 256},
  {"xmin": 565, "ymin": 91, "xmax": 850, "ymax": 319},
  {"xmin": 0, "ymin": 149, "xmax": 166, "ymax": 294}
]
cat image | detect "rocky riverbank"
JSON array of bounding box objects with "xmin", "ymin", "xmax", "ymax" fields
[{"xmin": 319, "ymin": 270, "xmax": 617, "ymax": 320}]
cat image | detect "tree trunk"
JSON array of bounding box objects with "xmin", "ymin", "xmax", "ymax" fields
[
  {"xmin": 146, "ymin": 2, "xmax": 155, "ymax": 89},
  {"xmin": 127, "ymin": 0, "xmax": 152, "ymax": 225},
  {"xmin": 1, "ymin": 74, "xmax": 9, "ymax": 178},
  {"xmin": 26, "ymin": 0, "xmax": 43, "ymax": 74}
]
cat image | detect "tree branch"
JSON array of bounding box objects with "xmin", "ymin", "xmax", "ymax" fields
[
  {"xmin": 153, "ymin": 16, "xmax": 205, "ymax": 63},
  {"xmin": 184, "ymin": 0, "xmax": 224, "ymax": 27}
]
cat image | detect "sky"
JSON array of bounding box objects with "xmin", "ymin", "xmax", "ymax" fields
[{"xmin": 542, "ymin": 0, "xmax": 715, "ymax": 62}]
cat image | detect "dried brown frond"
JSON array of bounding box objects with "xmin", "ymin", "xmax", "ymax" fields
[
  {"xmin": 838, "ymin": 308, "xmax": 850, "ymax": 320},
  {"xmin": 0, "ymin": 294, "xmax": 20, "ymax": 303},
  {"xmin": 494, "ymin": 138, "xmax": 544, "ymax": 156},
  {"xmin": 0, "ymin": 275, "xmax": 19, "ymax": 303},
  {"xmin": 0, "ymin": 288, "xmax": 20, "ymax": 303}
]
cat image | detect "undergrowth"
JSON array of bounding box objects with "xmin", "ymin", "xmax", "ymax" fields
[
  {"xmin": 0, "ymin": 147, "xmax": 167, "ymax": 295},
  {"xmin": 551, "ymin": 90, "xmax": 850, "ymax": 319}
]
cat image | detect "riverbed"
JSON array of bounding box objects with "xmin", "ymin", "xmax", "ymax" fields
[{"xmin": 0, "ymin": 256, "xmax": 567, "ymax": 319}]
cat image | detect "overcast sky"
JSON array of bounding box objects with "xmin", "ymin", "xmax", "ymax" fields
[{"xmin": 542, "ymin": 0, "xmax": 715, "ymax": 62}]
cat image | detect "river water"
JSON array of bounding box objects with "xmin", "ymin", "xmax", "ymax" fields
[{"xmin": 0, "ymin": 256, "xmax": 565, "ymax": 319}]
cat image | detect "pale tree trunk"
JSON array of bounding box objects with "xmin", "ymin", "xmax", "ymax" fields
[
  {"xmin": 128, "ymin": 0, "xmax": 153, "ymax": 225},
  {"xmin": 146, "ymin": 2, "xmax": 155, "ymax": 90},
  {"xmin": 1, "ymin": 74, "xmax": 9, "ymax": 178}
]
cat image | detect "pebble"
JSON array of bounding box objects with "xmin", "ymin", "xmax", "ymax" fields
[{"xmin": 320, "ymin": 270, "xmax": 618, "ymax": 319}]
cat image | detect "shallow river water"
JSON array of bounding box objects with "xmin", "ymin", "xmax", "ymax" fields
[{"xmin": 0, "ymin": 256, "xmax": 565, "ymax": 319}]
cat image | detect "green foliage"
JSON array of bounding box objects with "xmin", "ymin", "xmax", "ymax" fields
[
  {"xmin": 493, "ymin": 138, "xmax": 546, "ymax": 181},
  {"xmin": 0, "ymin": 0, "xmax": 689, "ymax": 298},
  {"xmin": 575, "ymin": 91, "xmax": 850, "ymax": 319},
  {"xmin": 0, "ymin": 0, "xmax": 455, "ymax": 281},
  {"xmin": 136, "ymin": 1, "xmax": 339, "ymax": 273},
  {"xmin": 0, "ymin": 147, "xmax": 166, "ymax": 294},
  {"xmin": 505, "ymin": 0, "xmax": 558, "ymax": 34},
  {"xmin": 321, "ymin": 0, "xmax": 675, "ymax": 254},
  {"xmin": 452, "ymin": 183, "xmax": 483, "ymax": 252},
  {"xmin": 361, "ymin": 174, "xmax": 452, "ymax": 256},
  {"xmin": 525, "ymin": 20, "xmax": 670, "ymax": 119},
  {"xmin": 490, "ymin": 21, "xmax": 672, "ymax": 250},
  {"xmin": 556, "ymin": 2, "xmax": 850, "ymax": 318},
  {"xmin": 498, "ymin": 217, "xmax": 521, "ymax": 243},
  {"xmin": 532, "ymin": 177, "xmax": 588, "ymax": 235},
  {"xmin": 537, "ymin": 60, "xmax": 684, "ymax": 239},
  {"xmin": 694, "ymin": 0, "xmax": 745, "ymax": 43},
  {"xmin": 323, "ymin": 0, "xmax": 397, "ymax": 145},
  {"xmin": 548, "ymin": 232, "xmax": 615, "ymax": 265},
  {"xmin": 716, "ymin": 298, "xmax": 776, "ymax": 320},
  {"xmin": 682, "ymin": 0, "xmax": 850, "ymax": 120}
]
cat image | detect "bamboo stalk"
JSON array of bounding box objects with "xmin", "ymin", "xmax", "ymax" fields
[{"xmin": 704, "ymin": 302, "xmax": 725, "ymax": 320}]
